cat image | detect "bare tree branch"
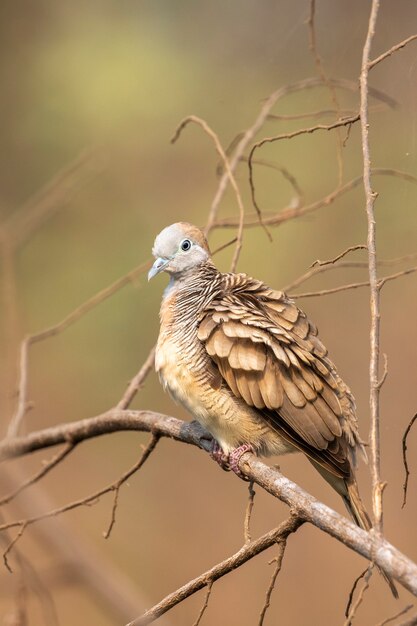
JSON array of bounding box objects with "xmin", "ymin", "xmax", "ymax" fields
[
  {"xmin": 1, "ymin": 412, "xmax": 417, "ymax": 596},
  {"xmin": 369, "ymin": 34, "xmax": 417, "ymax": 69},
  {"xmin": 0, "ymin": 468, "xmax": 164, "ymax": 624},
  {"xmin": 213, "ymin": 168, "xmax": 416, "ymax": 230},
  {"xmin": 126, "ymin": 515, "xmax": 303, "ymax": 626},
  {"xmin": 359, "ymin": 0, "xmax": 383, "ymax": 531},
  {"xmin": 290, "ymin": 266, "xmax": 417, "ymax": 299},
  {"xmin": 0, "ymin": 435, "xmax": 159, "ymax": 563}
]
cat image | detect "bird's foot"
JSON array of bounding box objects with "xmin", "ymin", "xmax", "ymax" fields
[
  {"xmin": 210, "ymin": 440, "xmax": 230, "ymax": 472},
  {"xmin": 229, "ymin": 444, "xmax": 254, "ymax": 480}
]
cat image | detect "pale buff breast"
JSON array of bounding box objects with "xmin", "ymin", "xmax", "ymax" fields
[{"xmin": 156, "ymin": 330, "xmax": 295, "ymax": 457}]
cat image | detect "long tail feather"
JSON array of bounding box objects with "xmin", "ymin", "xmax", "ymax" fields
[{"xmin": 344, "ymin": 477, "xmax": 399, "ymax": 599}]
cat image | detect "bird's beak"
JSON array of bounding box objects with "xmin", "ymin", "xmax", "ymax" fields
[{"xmin": 148, "ymin": 257, "xmax": 169, "ymax": 281}]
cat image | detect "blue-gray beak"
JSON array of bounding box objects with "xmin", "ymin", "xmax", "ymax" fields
[{"xmin": 148, "ymin": 257, "xmax": 169, "ymax": 281}]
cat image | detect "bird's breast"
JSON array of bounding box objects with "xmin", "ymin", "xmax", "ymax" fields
[{"xmin": 155, "ymin": 331, "xmax": 208, "ymax": 416}]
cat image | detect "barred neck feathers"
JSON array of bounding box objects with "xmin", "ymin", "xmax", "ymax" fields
[{"xmin": 161, "ymin": 261, "xmax": 221, "ymax": 326}]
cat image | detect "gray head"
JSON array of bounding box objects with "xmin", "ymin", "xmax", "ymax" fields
[{"xmin": 148, "ymin": 222, "xmax": 211, "ymax": 281}]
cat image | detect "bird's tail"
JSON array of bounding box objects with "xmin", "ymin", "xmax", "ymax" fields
[
  {"xmin": 343, "ymin": 476, "xmax": 399, "ymax": 599},
  {"xmin": 309, "ymin": 459, "xmax": 398, "ymax": 599}
]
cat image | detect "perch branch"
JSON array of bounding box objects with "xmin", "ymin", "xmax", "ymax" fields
[{"xmin": 1, "ymin": 412, "xmax": 417, "ymax": 596}]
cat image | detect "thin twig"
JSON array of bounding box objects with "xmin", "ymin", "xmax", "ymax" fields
[
  {"xmin": 7, "ymin": 259, "xmax": 151, "ymax": 438},
  {"xmin": 116, "ymin": 346, "xmax": 156, "ymax": 410},
  {"xmin": 241, "ymin": 157, "xmax": 305, "ymax": 207},
  {"xmin": 103, "ymin": 436, "xmax": 159, "ymax": 539},
  {"xmin": 344, "ymin": 565, "xmax": 374, "ymax": 626},
  {"xmin": 214, "ymin": 168, "xmax": 416, "ymax": 230},
  {"xmin": 0, "ymin": 443, "xmax": 75, "ymax": 507},
  {"xmin": 0, "ymin": 435, "xmax": 159, "ymax": 559},
  {"xmin": 248, "ymin": 115, "xmax": 359, "ymax": 222},
  {"xmin": 311, "ymin": 244, "xmax": 367, "ymax": 268},
  {"xmin": 282, "ymin": 253, "xmax": 417, "ymax": 293},
  {"xmin": 345, "ymin": 567, "xmax": 369, "ymax": 618},
  {"xmin": 204, "ymin": 75, "xmax": 393, "ymax": 238},
  {"xmin": 191, "ymin": 580, "xmax": 213, "ymax": 626},
  {"xmin": 401, "ymin": 414, "xmax": 417, "ymax": 508},
  {"xmin": 126, "ymin": 515, "xmax": 303, "ymax": 626},
  {"xmin": 290, "ymin": 266, "xmax": 417, "ymax": 299},
  {"xmin": 307, "ymin": 0, "xmax": 344, "ymax": 185},
  {"xmin": 171, "ymin": 115, "xmax": 245, "ymax": 271},
  {"xmin": 267, "ymin": 108, "xmax": 357, "ymax": 121},
  {"xmin": 369, "ymin": 34, "xmax": 417, "ymax": 69},
  {"xmin": 360, "ymin": 0, "xmax": 382, "ymax": 531},
  {"xmin": 244, "ymin": 481, "xmax": 256, "ymax": 544},
  {"xmin": 376, "ymin": 605, "xmax": 414, "ymax": 626},
  {"xmin": 396, "ymin": 614, "xmax": 417, "ymax": 626},
  {"xmin": 211, "ymin": 237, "xmax": 238, "ymax": 256},
  {"xmin": 3, "ymin": 523, "xmax": 28, "ymax": 574},
  {"xmin": 258, "ymin": 544, "xmax": 287, "ymax": 626}
]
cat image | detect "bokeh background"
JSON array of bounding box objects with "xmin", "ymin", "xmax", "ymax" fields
[{"xmin": 1, "ymin": 1, "xmax": 417, "ymax": 624}]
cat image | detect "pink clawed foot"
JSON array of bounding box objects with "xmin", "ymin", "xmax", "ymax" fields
[
  {"xmin": 210, "ymin": 440, "xmax": 230, "ymax": 472},
  {"xmin": 229, "ymin": 444, "xmax": 254, "ymax": 479}
]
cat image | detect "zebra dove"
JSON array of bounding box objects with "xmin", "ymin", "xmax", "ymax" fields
[{"xmin": 149, "ymin": 222, "xmax": 397, "ymax": 596}]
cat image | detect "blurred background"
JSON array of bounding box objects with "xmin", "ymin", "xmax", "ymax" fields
[{"xmin": 1, "ymin": 1, "xmax": 417, "ymax": 624}]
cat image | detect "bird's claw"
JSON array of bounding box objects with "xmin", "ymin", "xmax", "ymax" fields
[
  {"xmin": 229, "ymin": 444, "xmax": 254, "ymax": 480},
  {"xmin": 210, "ymin": 440, "xmax": 230, "ymax": 472}
]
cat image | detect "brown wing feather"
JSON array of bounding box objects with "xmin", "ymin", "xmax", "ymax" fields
[{"xmin": 198, "ymin": 281, "xmax": 357, "ymax": 478}]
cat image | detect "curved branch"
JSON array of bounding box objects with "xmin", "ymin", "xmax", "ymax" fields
[{"xmin": 1, "ymin": 410, "xmax": 417, "ymax": 596}]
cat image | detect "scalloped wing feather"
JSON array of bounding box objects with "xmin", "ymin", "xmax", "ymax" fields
[{"xmin": 197, "ymin": 279, "xmax": 360, "ymax": 478}]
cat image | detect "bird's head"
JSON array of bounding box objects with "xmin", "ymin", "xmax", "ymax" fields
[{"xmin": 148, "ymin": 222, "xmax": 211, "ymax": 281}]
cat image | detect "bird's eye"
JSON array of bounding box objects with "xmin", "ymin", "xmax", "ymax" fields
[{"xmin": 180, "ymin": 239, "xmax": 192, "ymax": 252}]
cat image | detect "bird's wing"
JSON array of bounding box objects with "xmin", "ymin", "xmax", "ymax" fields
[{"xmin": 197, "ymin": 278, "xmax": 357, "ymax": 478}]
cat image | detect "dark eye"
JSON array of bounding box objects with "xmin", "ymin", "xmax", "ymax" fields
[{"xmin": 180, "ymin": 239, "xmax": 192, "ymax": 252}]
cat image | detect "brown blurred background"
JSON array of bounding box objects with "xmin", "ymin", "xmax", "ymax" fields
[{"xmin": 1, "ymin": 1, "xmax": 417, "ymax": 624}]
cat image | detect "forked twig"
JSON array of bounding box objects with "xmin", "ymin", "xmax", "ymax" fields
[
  {"xmin": 126, "ymin": 515, "xmax": 303, "ymax": 626},
  {"xmin": 290, "ymin": 266, "xmax": 417, "ymax": 299},
  {"xmin": 0, "ymin": 435, "xmax": 159, "ymax": 562}
]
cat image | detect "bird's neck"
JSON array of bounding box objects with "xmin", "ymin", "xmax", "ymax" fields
[{"xmin": 160, "ymin": 261, "xmax": 220, "ymax": 328}]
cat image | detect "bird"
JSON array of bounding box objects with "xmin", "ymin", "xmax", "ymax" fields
[{"xmin": 149, "ymin": 221, "xmax": 397, "ymax": 596}]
